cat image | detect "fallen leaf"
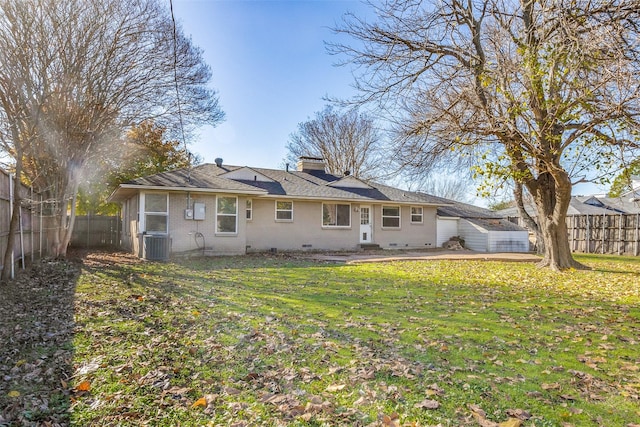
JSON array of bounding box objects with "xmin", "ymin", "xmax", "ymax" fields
[
  {"xmin": 541, "ymin": 382, "xmax": 561, "ymax": 390},
  {"xmin": 75, "ymin": 380, "xmax": 91, "ymax": 391},
  {"xmin": 7, "ymin": 390, "xmax": 21, "ymax": 398},
  {"xmin": 191, "ymin": 397, "xmax": 207, "ymax": 408},
  {"xmin": 326, "ymin": 384, "xmax": 346, "ymax": 392},
  {"xmin": 223, "ymin": 386, "xmax": 241, "ymax": 395},
  {"xmin": 499, "ymin": 418, "xmax": 522, "ymax": 427},
  {"xmin": 506, "ymin": 409, "xmax": 531, "ymax": 420},
  {"xmin": 414, "ymin": 399, "xmax": 440, "ymax": 409},
  {"xmin": 381, "ymin": 413, "xmax": 400, "ymax": 426}
]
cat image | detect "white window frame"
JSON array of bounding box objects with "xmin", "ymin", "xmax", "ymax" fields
[
  {"xmin": 322, "ymin": 203, "xmax": 351, "ymax": 228},
  {"xmin": 216, "ymin": 195, "xmax": 238, "ymax": 235},
  {"xmin": 275, "ymin": 200, "xmax": 293, "ymax": 222},
  {"xmin": 410, "ymin": 206, "xmax": 423, "ymax": 224},
  {"xmin": 140, "ymin": 192, "xmax": 169, "ymax": 235},
  {"xmin": 246, "ymin": 199, "xmax": 253, "ymax": 221},
  {"xmin": 382, "ymin": 205, "xmax": 401, "ymax": 229}
]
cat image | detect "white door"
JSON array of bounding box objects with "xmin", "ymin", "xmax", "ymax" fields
[{"xmin": 360, "ymin": 205, "xmax": 372, "ymax": 243}]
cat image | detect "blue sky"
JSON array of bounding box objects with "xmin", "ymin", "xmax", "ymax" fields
[
  {"xmin": 171, "ymin": 0, "xmax": 605, "ymax": 198},
  {"xmin": 173, "ymin": 0, "xmax": 368, "ymax": 170}
]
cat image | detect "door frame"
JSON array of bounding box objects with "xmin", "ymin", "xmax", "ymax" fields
[{"xmin": 359, "ymin": 205, "xmax": 373, "ymax": 244}]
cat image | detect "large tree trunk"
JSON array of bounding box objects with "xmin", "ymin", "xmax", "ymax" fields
[
  {"xmin": 514, "ymin": 181, "xmax": 545, "ymax": 255},
  {"xmin": 46, "ymin": 182, "xmax": 80, "ymax": 258},
  {"xmin": 529, "ymin": 171, "xmax": 586, "ymax": 271}
]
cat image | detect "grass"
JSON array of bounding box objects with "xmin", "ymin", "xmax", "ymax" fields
[{"xmin": 3, "ymin": 251, "xmax": 640, "ymax": 426}]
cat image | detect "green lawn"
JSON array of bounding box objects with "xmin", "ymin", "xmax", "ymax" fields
[{"xmin": 2, "ymin": 252, "xmax": 640, "ymax": 426}]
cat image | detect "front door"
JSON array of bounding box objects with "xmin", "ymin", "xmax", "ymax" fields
[{"xmin": 359, "ymin": 205, "xmax": 372, "ymax": 243}]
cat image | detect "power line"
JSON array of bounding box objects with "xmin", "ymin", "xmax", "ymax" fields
[{"xmin": 168, "ymin": 0, "xmax": 191, "ymax": 171}]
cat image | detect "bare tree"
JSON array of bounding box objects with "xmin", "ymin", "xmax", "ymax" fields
[
  {"xmin": 0, "ymin": 0, "xmax": 224, "ymax": 271},
  {"xmin": 332, "ymin": 0, "xmax": 640, "ymax": 270},
  {"xmin": 417, "ymin": 175, "xmax": 474, "ymax": 203},
  {"xmin": 285, "ymin": 106, "xmax": 385, "ymax": 179}
]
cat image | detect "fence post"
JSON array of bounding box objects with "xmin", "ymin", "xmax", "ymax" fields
[
  {"xmin": 30, "ymin": 187, "xmax": 34, "ymax": 263},
  {"xmin": 570, "ymin": 215, "xmax": 574, "ymax": 251},
  {"xmin": 633, "ymin": 213, "xmax": 640, "ymax": 256},
  {"xmin": 19, "ymin": 205, "xmax": 25, "ymax": 270},
  {"xmin": 39, "ymin": 194, "xmax": 43, "ymax": 258},
  {"xmin": 584, "ymin": 214, "xmax": 591, "ymax": 254},
  {"xmin": 601, "ymin": 213, "xmax": 605, "ymax": 254},
  {"xmin": 619, "ymin": 213, "xmax": 623, "ymax": 255}
]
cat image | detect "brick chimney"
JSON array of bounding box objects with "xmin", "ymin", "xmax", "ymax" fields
[{"xmin": 296, "ymin": 156, "xmax": 326, "ymax": 172}]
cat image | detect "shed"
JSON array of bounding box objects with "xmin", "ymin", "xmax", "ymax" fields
[{"xmin": 437, "ymin": 201, "xmax": 530, "ymax": 253}]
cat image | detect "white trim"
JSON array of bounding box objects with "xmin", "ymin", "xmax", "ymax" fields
[
  {"xmin": 321, "ymin": 202, "xmax": 352, "ymax": 228},
  {"xmin": 140, "ymin": 192, "xmax": 169, "ymax": 235},
  {"xmin": 118, "ymin": 184, "xmax": 267, "ymax": 195},
  {"xmin": 246, "ymin": 198, "xmax": 253, "ymax": 221},
  {"xmin": 410, "ymin": 206, "xmax": 424, "ymax": 224},
  {"xmin": 381, "ymin": 205, "xmax": 401, "ymax": 229},
  {"xmin": 113, "ymin": 184, "xmax": 449, "ymax": 207},
  {"xmin": 275, "ymin": 200, "xmax": 293, "ymax": 222},
  {"xmin": 215, "ymin": 195, "xmax": 238, "ymax": 235},
  {"xmin": 359, "ymin": 204, "xmax": 373, "ymax": 244}
]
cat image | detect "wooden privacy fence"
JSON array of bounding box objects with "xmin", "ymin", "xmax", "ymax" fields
[
  {"xmin": 2, "ymin": 167, "xmax": 120, "ymax": 279},
  {"xmin": 568, "ymin": 213, "xmax": 640, "ymax": 256},
  {"xmin": 0, "ymin": 169, "xmax": 44, "ymax": 279},
  {"xmin": 70, "ymin": 216, "xmax": 120, "ymax": 248}
]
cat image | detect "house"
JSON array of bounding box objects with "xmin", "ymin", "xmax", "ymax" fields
[
  {"xmin": 437, "ymin": 200, "xmax": 530, "ymax": 252},
  {"xmin": 108, "ymin": 157, "xmax": 460, "ymax": 259},
  {"xmin": 108, "ymin": 157, "xmax": 532, "ymax": 259}
]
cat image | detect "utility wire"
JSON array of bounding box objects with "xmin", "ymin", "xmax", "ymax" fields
[{"xmin": 169, "ymin": 0, "xmax": 192, "ymax": 181}]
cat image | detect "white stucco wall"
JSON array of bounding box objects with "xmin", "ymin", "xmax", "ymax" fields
[
  {"xmin": 246, "ymin": 199, "xmax": 360, "ymax": 251},
  {"xmin": 120, "ymin": 191, "xmax": 440, "ymax": 256},
  {"xmin": 487, "ymin": 230, "xmax": 530, "ymax": 252},
  {"xmin": 458, "ymin": 219, "xmax": 489, "ymax": 252},
  {"xmin": 436, "ymin": 217, "xmax": 459, "ymax": 247},
  {"xmin": 458, "ymin": 219, "xmax": 529, "ymax": 253}
]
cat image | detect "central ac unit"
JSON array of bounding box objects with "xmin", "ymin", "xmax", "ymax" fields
[{"xmin": 142, "ymin": 234, "xmax": 171, "ymax": 261}]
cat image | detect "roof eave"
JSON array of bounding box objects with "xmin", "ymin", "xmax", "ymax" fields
[{"xmin": 107, "ymin": 183, "xmax": 268, "ymax": 203}]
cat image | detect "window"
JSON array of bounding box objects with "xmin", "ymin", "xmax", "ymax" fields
[
  {"xmin": 382, "ymin": 205, "xmax": 401, "ymax": 228},
  {"xmin": 246, "ymin": 199, "xmax": 253, "ymax": 220},
  {"xmin": 323, "ymin": 203, "xmax": 351, "ymax": 227},
  {"xmin": 411, "ymin": 206, "xmax": 423, "ymax": 223},
  {"xmin": 275, "ymin": 200, "xmax": 293, "ymax": 221},
  {"xmin": 143, "ymin": 193, "xmax": 168, "ymax": 234},
  {"xmin": 216, "ymin": 196, "xmax": 237, "ymax": 234}
]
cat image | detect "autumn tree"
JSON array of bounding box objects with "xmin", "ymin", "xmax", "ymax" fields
[
  {"xmin": 608, "ymin": 160, "xmax": 640, "ymax": 197},
  {"xmin": 0, "ymin": 0, "xmax": 223, "ymax": 273},
  {"xmin": 285, "ymin": 106, "xmax": 385, "ymax": 179},
  {"xmin": 77, "ymin": 120, "xmax": 197, "ymax": 215},
  {"xmin": 333, "ymin": 0, "xmax": 640, "ymax": 270}
]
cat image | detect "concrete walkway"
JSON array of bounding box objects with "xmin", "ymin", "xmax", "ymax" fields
[{"xmin": 308, "ymin": 249, "xmax": 541, "ymax": 264}]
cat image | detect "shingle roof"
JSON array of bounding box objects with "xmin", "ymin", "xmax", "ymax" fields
[
  {"xmin": 495, "ymin": 195, "xmax": 640, "ymax": 217},
  {"xmin": 110, "ymin": 163, "xmax": 452, "ymax": 206},
  {"xmin": 437, "ymin": 200, "xmax": 503, "ymax": 219},
  {"xmin": 465, "ymin": 217, "xmax": 529, "ymax": 232},
  {"xmin": 127, "ymin": 165, "xmax": 267, "ymax": 193}
]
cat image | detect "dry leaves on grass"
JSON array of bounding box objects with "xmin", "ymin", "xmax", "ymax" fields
[
  {"xmin": 0, "ymin": 257, "xmax": 80, "ymax": 425},
  {"xmin": 469, "ymin": 404, "xmax": 531, "ymax": 427}
]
